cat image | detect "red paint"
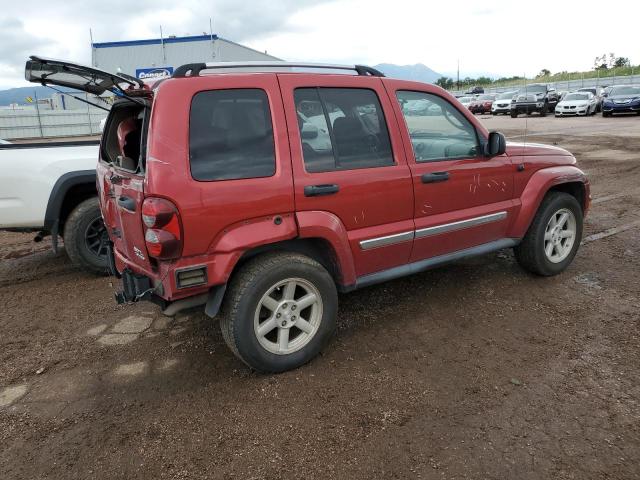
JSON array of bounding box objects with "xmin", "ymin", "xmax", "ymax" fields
[{"xmin": 97, "ymin": 72, "xmax": 589, "ymax": 302}]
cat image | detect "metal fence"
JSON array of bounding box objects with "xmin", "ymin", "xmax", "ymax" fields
[
  {"xmin": 0, "ymin": 108, "xmax": 107, "ymax": 140},
  {"xmin": 451, "ymin": 73, "xmax": 640, "ymax": 95}
]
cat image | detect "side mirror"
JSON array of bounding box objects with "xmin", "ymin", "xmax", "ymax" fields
[
  {"xmin": 301, "ymin": 123, "xmax": 319, "ymax": 140},
  {"xmin": 485, "ymin": 131, "xmax": 506, "ymax": 157}
]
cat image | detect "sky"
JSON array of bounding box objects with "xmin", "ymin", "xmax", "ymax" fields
[{"xmin": 1, "ymin": 0, "xmax": 638, "ymax": 89}]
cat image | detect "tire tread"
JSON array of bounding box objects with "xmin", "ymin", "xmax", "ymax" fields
[{"xmin": 220, "ymin": 252, "xmax": 331, "ymax": 371}]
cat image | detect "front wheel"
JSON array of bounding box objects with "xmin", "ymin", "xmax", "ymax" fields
[
  {"xmin": 514, "ymin": 192, "xmax": 583, "ymax": 276},
  {"xmin": 539, "ymin": 102, "xmax": 548, "ymax": 117},
  {"xmin": 511, "ymin": 111, "xmax": 518, "ymax": 118},
  {"xmin": 220, "ymin": 252, "xmax": 338, "ymax": 373},
  {"xmin": 63, "ymin": 197, "xmax": 109, "ymax": 274}
]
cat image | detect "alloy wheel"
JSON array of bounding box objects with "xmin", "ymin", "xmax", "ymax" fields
[
  {"xmin": 253, "ymin": 277, "xmax": 323, "ymax": 355},
  {"xmin": 543, "ymin": 208, "xmax": 577, "ymax": 263}
]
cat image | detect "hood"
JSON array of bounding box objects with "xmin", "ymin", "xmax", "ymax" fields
[
  {"xmin": 515, "ymin": 91, "xmax": 545, "ymax": 102},
  {"xmin": 606, "ymin": 95, "xmax": 640, "ymax": 103},
  {"xmin": 557, "ymin": 99, "xmax": 589, "ymax": 107},
  {"xmin": 506, "ymin": 142, "xmax": 573, "ymax": 157}
]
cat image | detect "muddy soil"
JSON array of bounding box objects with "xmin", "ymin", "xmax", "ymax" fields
[{"xmin": 1, "ymin": 116, "xmax": 639, "ymax": 479}]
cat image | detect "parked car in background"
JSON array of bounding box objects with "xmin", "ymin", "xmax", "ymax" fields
[
  {"xmin": 465, "ymin": 85, "xmax": 484, "ymax": 95},
  {"xmin": 491, "ymin": 91, "xmax": 517, "ymax": 115},
  {"xmin": 511, "ymin": 83, "xmax": 559, "ymax": 117},
  {"xmin": 601, "ymin": 85, "xmax": 640, "ymax": 117},
  {"xmin": 0, "ymin": 139, "xmax": 11, "ymax": 145},
  {"xmin": 457, "ymin": 96, "xmax": 474, "ymax": 108},
  {"xmin": 468, "ymin": 94, "xmax": 496, "ymax": 114},
  {"xmin": 0, "ymin": 140, "xmax": 105, "ymax": 273},
  {"xmin": 555, "ymin": 92, "xmax": 598, "ymax": 117},
  {"xmin": 576, "ymin": 87, "xmax": 603, "ymax": 112},
  {"xmin": 27, "ymin": 56, "xmax": 590, "ymax": 373}
]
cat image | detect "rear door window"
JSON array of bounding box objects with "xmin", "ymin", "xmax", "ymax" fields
[
  {"xmin": 189, "ymin": 89, "xmax": 276, "ymax": 181},
  {"xmin": 294, "ymin": 87, "xmax": 394, "ymax": 173}
]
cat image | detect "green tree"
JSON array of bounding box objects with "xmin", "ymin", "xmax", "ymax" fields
[
  {"xmin": 538, "ymin": 68, "xmax": 550, "ymax": 77},
  {"xmin": 435, "ymin": 76, "xmax": 454, "ymax": 89},
  {"xmin": 614, "ymin": 57, "xmax": 630, "ymax": 68}
]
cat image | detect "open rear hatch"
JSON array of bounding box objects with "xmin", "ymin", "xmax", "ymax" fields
[
  {"xmin": 25, "ymin": 55, "xmax": 155, "ymax": 272},
  {"xmin": 25, "ymin": 55, "xmax": 145, "ymax": 95}
]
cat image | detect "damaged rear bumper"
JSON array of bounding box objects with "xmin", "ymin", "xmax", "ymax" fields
[{"xmin": 108, "ymin": 243, "xmax": 225, "ymax": 317}]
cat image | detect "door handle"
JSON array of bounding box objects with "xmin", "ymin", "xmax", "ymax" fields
[
  {"xmin": 304, "ymin": 184, "xmax": 340, "ymax": 197},
  {"xmin": 117, "ymin": 196, "xmax": 136, "ymax": 212},
  {"xmin": 421, "ymin": 172, "xmax": 450, "ymax": 183}
]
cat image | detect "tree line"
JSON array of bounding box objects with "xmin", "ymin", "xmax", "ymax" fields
[{"xmin": 435, "ymin": 54, "xmax": 634, "ymax": 90}]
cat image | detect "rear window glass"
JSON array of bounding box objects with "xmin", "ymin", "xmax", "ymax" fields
[{"xmin": 189, "ymin": 89, "xmax": 276, "ymax": 181}]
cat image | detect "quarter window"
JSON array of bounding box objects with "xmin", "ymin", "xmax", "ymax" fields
[
  {"xmin": 294, "ymin": 88, "xmax": 394, "ymax": 172},
  {"xmin": 396, "ymin": 91, "xmax": 479, "ymax": 162},
  {"xmin": 189, "ymin": 89, "xmax": 276, "ymax": 181}
]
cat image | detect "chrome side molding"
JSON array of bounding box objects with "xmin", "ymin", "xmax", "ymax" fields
[
  {"xmin": 359, "ymin": 231, "xmax": 414, "ymax": 250},
  {"xmin": 415, "ymin": 211, "xmax": 507, "ymax": 239},
  {"xmin": 359, "ymin": 211, "xmax": 508, "ymax": 250}
]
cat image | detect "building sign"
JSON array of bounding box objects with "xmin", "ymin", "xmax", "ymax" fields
[{"xmin": 135, "ymin": 67, "xmax": 174, "ymax": 80}]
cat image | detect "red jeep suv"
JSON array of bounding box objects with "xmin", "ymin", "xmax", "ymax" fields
[{"xmin": 27, "ymin": 57, "xmax": 590, "ymax": 373}]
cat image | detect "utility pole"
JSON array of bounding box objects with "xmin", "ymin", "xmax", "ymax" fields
[
  {"xmin": 160, "ymin": 25, "xmax": 166, "ymax": 62},
  {"xmin": 33, "ymin": 90, "xmax": 43, "ymax": 138},
  {"xmin": 456, "ymin": 59, "xmax": 460, "ymax": 91},
  {"xmin": 209, "ymin": 17, "xmax": 216, "ymax": 60}
]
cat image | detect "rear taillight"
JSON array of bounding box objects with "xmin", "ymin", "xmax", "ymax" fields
[{"xmin": 142, "ymin": 197, "xmax": 182, "ymax": 259}]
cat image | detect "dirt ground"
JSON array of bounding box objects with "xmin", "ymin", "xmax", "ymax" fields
[{"xmin": 1, "ymin": 114, "xmax": 639, "ymax": 479}]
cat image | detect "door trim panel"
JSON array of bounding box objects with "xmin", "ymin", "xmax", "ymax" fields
[{"xmin": 414, "ymin": 211, "xmax": 507, "ymax": 239}]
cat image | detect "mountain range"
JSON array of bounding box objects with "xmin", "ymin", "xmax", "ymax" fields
[{"xmin": 0, "ymin": 86, "xmax": 72, "ymax": 106}]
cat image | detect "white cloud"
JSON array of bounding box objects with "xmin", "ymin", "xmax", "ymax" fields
[{"xmin": 1, "ymin": 0, "xmax": 638, "ymax": 88}]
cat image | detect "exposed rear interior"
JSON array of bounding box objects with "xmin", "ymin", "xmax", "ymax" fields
[{"xmin": 101, "ymin": 99, "xmax": 150, "ymax": 174}]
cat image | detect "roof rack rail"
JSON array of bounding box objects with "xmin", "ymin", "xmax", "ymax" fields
[{"xmin": 172, "ymin": 61, "xmax": 385, "ymax": 78}]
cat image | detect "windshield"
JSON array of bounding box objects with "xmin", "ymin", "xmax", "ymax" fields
[
  {"xmin": 610, "ymin": 86, "xmax": 640, "ymax": 96},
  {"xmin": 497, "ymin": 91, "xmax": 515, "ymax": 100},
  {"xmin": 518, "ymin": 85, "xmax": 546, "ymax": 94},
  {"xmin": 459, "ymin": 97, "xmax": 472, "ymax": 103},
  {"xmin": 478, "ymin": 95, "xmax": 495, "ymax": 101},
  {"xmin": 578, "ymin": 88, "xmax": 596, "ymax": 95},
  {"xmin": 564, "ymin": 93, "xmax": 589, "ymax": 101}
]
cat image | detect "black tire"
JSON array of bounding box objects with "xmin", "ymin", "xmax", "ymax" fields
[
  {"xmin": 514, "ymin": 192, "xmax": 583, "ymax": 276},
  {"xmin": 539, "ymin": 102, "xmax": 548, "ymax": 117},
  {"xmin": 511, "ymin": 111, "xmax": 518, "ymax": 118},
  {"xmin": 63, "ymin": 197, "xmax": 109, "ymax": 274},
  {"xmin": 603, "ymin": 111, "xmax": 611, "ymax": 117},
  {"xmin": 220, "ymin": 252, "xmax": 338, "ymax": 373}
]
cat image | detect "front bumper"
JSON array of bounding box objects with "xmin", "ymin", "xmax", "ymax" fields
[
  {"xmin": 602, "ymin": 102, "xmax": 640, "ymax": 114},
  {"xmin": 492, "ymin": 103, "xmax": 511, "ymax": 113},
  {"xmin": 555, "ymin": 106, "xmax": 589, "ymax": 116},
  {"xmin": 511, "ymin": 102, "xmax": 545, "ymax": 113}
]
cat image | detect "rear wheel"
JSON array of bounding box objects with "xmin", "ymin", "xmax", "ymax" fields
[
  {"xmin": 63, "ymin": 197, "xmax": 109, "ymax": 274},
  {"xmin": 603, "ymin": 111, "xmax": 611, "ymax": 117},
  {"xmin": 514, "ymin": 192, "xmax": 583, "ymax": 276},
  {"xmin": 220, "ymin": 252, "xmax": 338, "ymax": 373}
]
